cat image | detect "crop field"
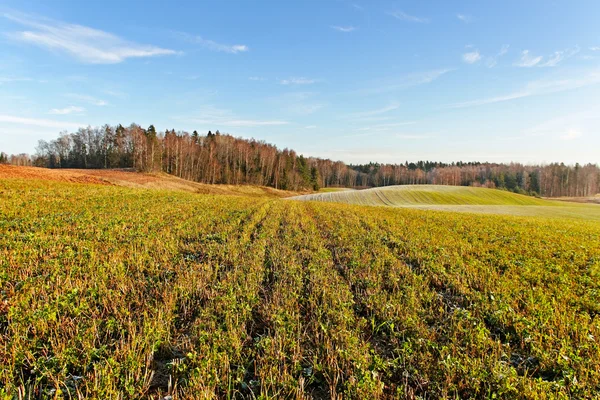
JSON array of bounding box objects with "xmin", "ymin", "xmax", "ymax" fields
[
  {"xmin": 292, "ymin": 185, "xmax": 600, "ymax": 221},
  {"xmin": 2, "ymin": 177, "xmax": 600, "ymax": 399}
]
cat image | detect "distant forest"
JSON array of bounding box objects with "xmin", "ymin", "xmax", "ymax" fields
[{"xmin": 2, "ymin": 124, "xmax": 599, "ymax": 197}]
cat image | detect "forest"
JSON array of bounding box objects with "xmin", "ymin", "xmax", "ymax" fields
[{"xmin": 3, "ymin": 124, "xmax": 599, "ymax": 196}]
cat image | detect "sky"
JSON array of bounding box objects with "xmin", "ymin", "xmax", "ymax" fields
[{"xmin": 0, "ymin": 0, "xmax": 599, "ymax": 165}]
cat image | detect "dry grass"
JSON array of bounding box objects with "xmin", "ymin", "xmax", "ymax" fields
[
  {"xmin": 545, "ymin": 195, "xmax": 600, "ymax": 205},
  {"xmin": 0, "ymin": 165, "xmax": 109, "ymax": 185},
  {"xmin": 0, "ymin": 166, "xmax": 300, "ymax": 198}
]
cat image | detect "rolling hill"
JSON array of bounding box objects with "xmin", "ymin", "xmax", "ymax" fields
[
  {"xmin": 0, "ymin": 165, "xmax": 299, "ymax": 198},
  {"xmin": 291, "ymin": 184, "xmax": 600, "ymax": 220}
]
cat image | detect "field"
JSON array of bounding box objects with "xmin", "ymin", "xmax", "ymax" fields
[
  {"xmin": 1, "ymin": 174, "xmax": 600, "ymax": 399},
  {"xmin": 0, "ymin": 165, "xmax": 298, "ymax": 198},
  {"xmin": 292, "ymin": 185, "xmax": 600, "ymax": 221}
]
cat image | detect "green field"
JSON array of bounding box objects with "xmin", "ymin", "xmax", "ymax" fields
[
  {"xmin": 292, "ymin": 185, "xmax": 600, "ymax": 221},
  {"xmin": 2, "ymin": 179, "xmax": 600, "ymax": 399}
]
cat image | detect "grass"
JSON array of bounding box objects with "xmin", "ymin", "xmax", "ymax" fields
[
  {"xmin": 1, "ymin": 178, "xmax": 600, "ymax": 398},
  {"xmin": 292, "ymin": 184, "xmax": 600, "ymax": 220},
  {"xmin": 317, "ymin": 187, "xmax": 355, "ymax": 193},
  {"xmin": 0, "ymin": 165, "xmax": 299, "ymax": 198}
]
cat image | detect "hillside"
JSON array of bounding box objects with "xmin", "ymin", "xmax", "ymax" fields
[
  {"xmin": 2, "ymin": 177, "xmax": 600, "ymax": 398},
  {"xmin": 0, "ymin": 165, "xmax": 299, "ymax": 198},
  {"xmin": 291, "ymin": 184, "xmax": 600, "ymax": 220},
  {"xmin": 292, "ymin": 185, "xmax": 549, "ymax": 206}
]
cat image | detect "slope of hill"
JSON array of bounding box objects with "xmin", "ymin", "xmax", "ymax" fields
[
  {"xmin": 0, "ymin": 165, "xmax": 299, "ymax": 198},
  {"xmin": 292, "ymin": 185, "xmax": 549, "ymax": 206},
  {"xmin": 291, "ymin": 184, "xmax": 600, "ymax": 220}
]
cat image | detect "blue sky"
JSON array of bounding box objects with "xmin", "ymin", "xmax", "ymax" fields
[{"xmin": 0, "ymin": 0, "xmax": 599, "ymax": 164}]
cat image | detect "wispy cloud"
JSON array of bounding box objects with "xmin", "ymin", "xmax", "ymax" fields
[
  {"xmin": 514, "ymin": 47, "xmax": 579, "ymax": 68},
  {"xmin": 523, "ymin": 109, "xmax": 600, "ymax": 140},
  {"xmin": 347, "ymin": 102, "xmax": 400, "ymax": 119},
  {"xmin": 514, "ymin": 50, "xmax": 543, "ymax": 67},
  {"xmin": 3, "ymin": 12, "xmax": 178, "ymax": 64},
  {"xmin": 388, "ymin": 11, "xmax": 429, "ymax": 23},
  {"xmin": 279, "ymin": 77, "xmax": 318, "ymax": 85},
  {"xmin": 0, "ymin": 77, "xmax": 32, "ymax": 84},
  {"xmin": 65, "ymin": 93, "xmax": 107, "ymax": 106},
  {"xmin": 486, "ymin": 44, "xmax": 509, "ymax": 68},
  {"xmin": 48, "ymin": 106, "xmax": 85, "ymax": 115},
  {"xmin": 175, "ymin": 106, "xmax": 288, "ymax": 128},
  {"xmin": 396, "ymin": 133, "xmax": 432, "ymax": 140},
  {"xmin": 176, "ymin": 32, "xmax": 248, "ymax": 54},
  {"xmin": 305, "ymin": 125, "xmax": 317, "ymax": 129},
  {"xmin": 538, "ymin": 47, "xmax": 580, "ymax": 67},
  {"xmin": 462, "ymin": 50, "xmax": 481, "ymax": 64},
  {"xmin": 448, "ymin": 69, "xmax": 600, "ymax": 108},
  {"xmin": 270, "ymin": 92, "xmax": 327, "ymax": 115},
  {"xmin": 589, "ymin": 47, "xmax": 600, "ymax": 51},
  {"xmin": 331, "ymin": 25, "xmax": 356, "ymax": 32},
  {"xmin": 0, "ymin": 114, "xmax": 83, "ymax": 129},
  {"xmin": 356, "ymin": 68, "xmax": 453, "ymax": 95},
  {"xmin": 102, "ymin": 89, "xmax": 127, "ymax": 97},
  {"xmin": 456, "ymin": 14, "xmax": 473, "ymax": 23},
  {"xmin": 357, "ymin": 121, "xmax": 417, "ymax": 132}
]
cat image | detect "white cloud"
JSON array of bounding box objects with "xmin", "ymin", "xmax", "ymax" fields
[
  {"xmin": 462, "ymin": 50, "xmax": 481, "ymax": 64},
  {"xmin": 0, "ymin": 77, "xmax": 32, "ymax": 84},
  {"xmin": 305, "ymin": 125, "xmax": 317, "ymax": 129},
  {"xmin": 3, "ymin": 13, "xmax": 178, "ymax": 64},
  {"xmin": 388, "ymin": 11, "xmax": 429, "ymax": 23},
  {"xmin": 347, "ymin": 102, "xmax": 400, "ymax": 119},
  {"xmin": 486, "ymin": 44, "xmax": 509, "ymax": 68},
  {"xmin": 48, "ymin": 106, "xmax": 85, "ymax": 115},
  {"xmin": 270, "ymin": 92, "xmax": 327, "ymax": 115},
  {"xmin": 64, "ymin": 93, "xmax": 107, "ymax": 106},
  {"xmin": 279, "ymin": 77, "xmax": 318, "ymax": 85},
  {"xmin": 331, "ymin": 25, "xmax": 356, "ymax": 32},
  {"xmin": 176, "ymin": 32, "xmax": 248, "ymax": 54},
  {"xmin": 456, "ymin": 14, "xmax": 473, "ymax": 23},
  {"xmin": 538, "ymin": 47, "xmax": 580, "ymax": 67},
  {"xmin": 561, "ymin": 129, "xmax": 582, "ymax": 140},
  {"xmin": 102, "ymin": 89, "xmax": 126, "ymax": 97},
  {"xmin": 514, "ymin": 50, "xmax": 542, "ymax": 67},
  {"xmin": 514, "ymin": 47, "xmax": 579, "ymax": 68},
  {"xmin": 0, "ymin": 114, "xmax": 83, "ymax": 129},
  {"xmin": 357, "ymin": 68, "xmax": 453, "ymax": 95},
  {"xmin": 357, "ymin": 121, "xmax": 417, "ymax": 132},
  {"xmin": 448, "ymin": 69, "xmax": 600, "ymax": 108},
  {"xmin": 524, "ymin": 109, "xmax": 600, "ymax": 139},
  {"xmin": 590, "ymin": 47, "xmax": 600, "ymax": 51},
  {"xmin": 396, "ymin": 134, "xmax": 432, "ymax": 139},
  {"xmin": 175, "ymin": 105, "xmax": 288, "ymax": 128}
]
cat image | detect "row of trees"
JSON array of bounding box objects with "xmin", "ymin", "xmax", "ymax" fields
[
  {"xmin": 8, "ymin": 124, "xmax": 600, "ymax": 196},
  {"xmin": 0, "ymin": 152, "xmax": 32, "ymax": 166}
]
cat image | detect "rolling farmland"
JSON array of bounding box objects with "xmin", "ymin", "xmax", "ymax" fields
[
  {"xmin": 1, "ymin": 175, "xmax": 600, "ymax": 399},
  {"xmin": 292, "ymin": 185, "xmax": 600, "ymax": 221}
]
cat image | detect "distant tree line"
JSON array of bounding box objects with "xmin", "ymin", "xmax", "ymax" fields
[
  {"xmin": 0, "ymin": 152, "xmax": 32, "ymax": 167},
  {"xmin": 7, "ymin": 124, "xmax": 599, "ymax": 196}
]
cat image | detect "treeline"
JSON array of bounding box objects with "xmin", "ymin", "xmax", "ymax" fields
[
  {"xmin": 0, "ymin": 152, "xmax": 32, "ymax": 167},
  {"xmin": 15, "ymin": 124, "xmax": 600, "ymax": 196}
]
